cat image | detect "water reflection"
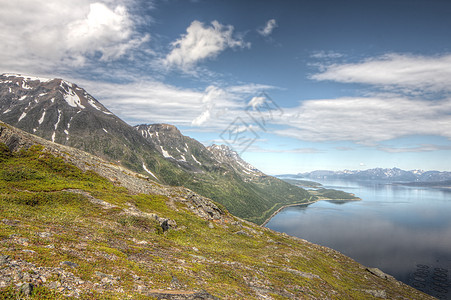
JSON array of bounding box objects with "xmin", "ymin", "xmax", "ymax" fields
[{"xmin": 266, "ymin": 180, "xmax": 451, "ymax": 299}]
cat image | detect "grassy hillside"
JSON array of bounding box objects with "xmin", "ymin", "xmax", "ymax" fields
[{"xmin": 0, "ymin": 143, "xmax": 432, "ymax": 299}]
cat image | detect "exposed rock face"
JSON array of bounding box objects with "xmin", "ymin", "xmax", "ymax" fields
[
  {"xmin": 135, "ymin": 123, "xmax": 218, "ymax": 173},
  {"xmin": 207, "ymin": 144, "xmax": 264, "ymax": 181}
]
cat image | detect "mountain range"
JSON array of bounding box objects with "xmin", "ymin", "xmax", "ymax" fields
[
  {"xmin": 292, "ymin": 168, "xmax": 451, "ymax": 182},
  {"xmin": 0, "ymin": 73, "xmax": 310, "ymax": 224}
]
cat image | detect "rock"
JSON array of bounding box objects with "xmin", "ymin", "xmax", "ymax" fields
[
  {"xmin": 20, "ymin": 283, "xmax": 34, "ymax": 296},
  {"xmin": 22, "ymin": 249, "xmax": 36, "ymax": 254},
  {"xmin": 208, "ymin": 222, "xmax": 214, "ymax": 229},
  {"xmin": 61, "ymin": 261, "xmax": 79, "ymax": 268},
  {"xmin": 363, "ymin": 289, "xmax": 387, "ymax": 298},
  {"xmin": 36, "ymin": 232, "xmax": 52, "ymax": 238},
  {"xmin": 234, "ymin": 230, "xmax": 252, "ymax": 237},
  {"xmin": 47, "ymin": 281, "xmax": 61, "ymax": 289},
  {"xmin": 171, "ymin": 275, "xmax": 183, "ymax": 289},
  {"xmin": 0, "ymin": 254, "xmax": 10, "ymax": 265},
  {"xmin": 147, "ymin": 289, "xmax": 220, "ymax": 299},
  {"xmin": 366, "ymin": 268, "xmax": 395, "ymax": 280},
  {"xmin": 1, "ymin": 219, "xmax": 19, "ymax": 226},
  {"xmin": 160, "ymin": 219, "xmax": 169, "ymax": 232},
  {"xmin": 282, "ymin": 267, "xmax": 321, "ymax": 280}
]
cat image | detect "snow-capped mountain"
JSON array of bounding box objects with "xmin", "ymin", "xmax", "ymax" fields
[
  {"xmin": 299, "ymin": 167, "xmax": 451, "ymax": 182},
  {"xmin": 135, "ymin": 123, "xmax": 218, "ymax": 173},
  {"xmin": 207, "ymin": 144, "xmax": 264, "ymax": 180},
  {"xmin": 0, "ymin": 73, "xmax": 162, "ymax": 171},
  {"xmin": 0, "ymin": 73, "xmax": 310, "ymax": 224}
]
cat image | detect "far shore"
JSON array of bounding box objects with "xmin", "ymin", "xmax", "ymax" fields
[{"xmin": 261, "ymin": 197, "xmax": 361, "ymax": 227}]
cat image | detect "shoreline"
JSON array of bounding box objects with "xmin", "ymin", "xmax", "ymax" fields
[
  {"xmin": 261, "ymin": 200, "xmax": 319, "ymax": 227},
  {"xmin": 261, "ymin": 197, "xmax": 361, "ymax": 227}
]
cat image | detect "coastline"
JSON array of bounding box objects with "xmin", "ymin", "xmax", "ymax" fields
[
  {"xmin": 261, "ymin": 200, "xmax": 319, "ymax": 227},
  {"xmin": 261, "ymin": 197, "xmax": 361, "ymax": 227}
]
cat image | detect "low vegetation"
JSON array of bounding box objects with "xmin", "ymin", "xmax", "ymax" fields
[{"xmin": 0, "ymin": 143, "xmax": 432, "ymax": 299}]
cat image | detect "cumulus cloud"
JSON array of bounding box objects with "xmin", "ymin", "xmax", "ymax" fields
[
  {"xmin": 0, "ymin": 0, "xmax": 148, "ymax": 73},
  {"xmin": 258, "ymin": 19, "xmax": 277, "ymax": 37},
  {"xmin": 311, "ymin": 53, "xmax": 451, "ymax": 93},
  {"xmin": 273, "ymin": 96, "xmax": 451, "ymax": 144},
  {"xmin": 164, "ymin": 20, "xmax": 249, "ymax": 71}
]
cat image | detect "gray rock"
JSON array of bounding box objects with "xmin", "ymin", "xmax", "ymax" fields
[
  {"xmin": 234, "ymin": 230, "xmax": 252, "ymax": 237},
  {"xmin": 363, "ymin": 289, "xmax": 387, "ymax": 298},
  {"xmin": 366, "ymin": 267, "xmax": 394, "ymax": 280},
  {"xmin": 20, "ymin": 283, "xmax": 34, "ymax": 296},
  {"xmin": 61, "ymin": 261, "xmax": 79, "ymax": 268},
  {"xmin": 36, "ymin": 232, "xmax": 52, "ymax": 238},
  {"xmin": 0, "ymin": 254, "xmax": 10, "ymax": 265}
]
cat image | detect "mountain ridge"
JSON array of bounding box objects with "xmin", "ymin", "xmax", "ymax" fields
[
  {"xmin": 0, "ymin": 73, "xmax": 310, "ymax": 225},
  {"xmin": 290, "ymin": 167, "xmax": 451, "ymax": 182}
]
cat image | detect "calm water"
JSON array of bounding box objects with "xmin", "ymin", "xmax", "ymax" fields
[{"xmin": 266, "ymin": 179, "xmax": 451, "ymax": 299}]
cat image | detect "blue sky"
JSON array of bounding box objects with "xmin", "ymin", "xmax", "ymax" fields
[{"xmin": 1, "ymin": 0, "xmax": 451, "ymax": 174}]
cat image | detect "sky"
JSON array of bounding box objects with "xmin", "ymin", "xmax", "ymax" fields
[{"xmin": 1, "ymin": 0, "xmax": 451, "ymax": 174}]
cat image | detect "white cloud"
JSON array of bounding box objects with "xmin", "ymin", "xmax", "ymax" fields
[
  {"xmin": 0, "ymin": 0, "xmax": 148, "ymax": 73},
  {"xmin": 310, "ymin": 51, "xmax": 343, "ymax": 59},
  {"xmin": 378, "ymin": 144, "xmax": 451, "ymax": 153},
  {"xmin": 258, "ymin": 19, "xmax": 277, "ymax": 37},
  {"xmin": 311, "ymin": 53, "xmax": 451, "ymax": 93},
  {"xmin": 164, "ymin": 20, "xmax": 249, "ymax": 71},
  {"xmin": 80, "ymin": 79, "xmax": 272, "ymax": 128},
  {"xmin": 273, "ymin": 96, "xmax": 451, "ymax": 143}
]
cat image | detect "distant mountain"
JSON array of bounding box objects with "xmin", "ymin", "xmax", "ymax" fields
[
  {"xmin": 297, "ymin": 167, "xmax": 451, "ymax": 182},
  {"xmin": 0, "ymin": 73, "xmax": 311, "ymax": 224}
]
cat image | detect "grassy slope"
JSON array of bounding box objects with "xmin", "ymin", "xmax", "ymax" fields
[{"xmin": 0, "ymin": 144, "xmax": 432, "ymax": 299}]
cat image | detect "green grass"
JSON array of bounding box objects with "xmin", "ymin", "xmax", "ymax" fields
[{"xmin": 0, "ymin": 143, "xmax": 432, "ymax": 299}]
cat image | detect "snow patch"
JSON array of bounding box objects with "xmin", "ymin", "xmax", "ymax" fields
[
  {"xmin": 38, "ymin": 111, "xmax": 46, "ymax": 124},
  {"xmin": 64, "ymin": 130, "xmax": 69, "ymax": 135},
  {"xmin": 18, "ymin": 112, "xmax": 27, "ymax": 121},
  {"xmin": 103, "ymin": 128, "xmax": 108, "ymax": 133},
  {"xmin": 179, "ymin": 155, "xmax": 186, "ymax": 162},
  {"xmin": 142, "ymin": 163, "xmax": 159, "ymax": 181},
  {"xmin": 21, "ymin": 81, "xmax": 32, "ymax": 90},
  {"xmin": 160, "ymin": 146, "xmax": 173, "ymax": 159},
  {"xmin": 51, "ymin": 132, "xmax": 56, "ymax": 142},
  {"xmin": 3, "ymin": 108, "xmax": 11, "ymax": 114},
  {"xmin": 19, "ymin": 95, "xmax": 27, "ymax": 101},
  {"xmin": 61, "ymin": 81, "xmax": 85, "ymax": 109},
  {"xmin": 191, "ymin": 155, "xmax": 201, "ymax": 165},
  {"xmin": 54, "ymin": 110, "xmax": 62, "ymax": 130}
]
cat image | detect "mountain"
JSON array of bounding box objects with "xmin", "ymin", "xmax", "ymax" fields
[
  {"xmin": 0, "ymin": 73, "xmax": 310, "ymax": 225},
  {"xmin": 135, "ymin": 123, "xmax": 312, "ymax": 224},
  {"xmin": 298, "ymin": 167, "xmax": 451, "ymax": 182},
  {"xmin": 0, "ymin": 121, "xmax": 433, "ymax": 299},
  {"xmin": 0, "ymin": 73, "xmax": 175, "ymax": 178}
]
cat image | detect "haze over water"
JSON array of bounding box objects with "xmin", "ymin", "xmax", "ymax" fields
[{"xmin": 266, "ymin": 179, "xmax": 451, "ymax": 299}]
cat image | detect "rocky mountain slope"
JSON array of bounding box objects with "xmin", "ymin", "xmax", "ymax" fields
[
  {"xmin": 135, "ymin": 123, "xmax": 311, "ymax": 224},
  {"xmin": 0, "ymin": 73, "xmax": 311, "ymax": 225},
  {"xmin": 0, "ymin": 122, "xmax": 433, "ymax": 299}
]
